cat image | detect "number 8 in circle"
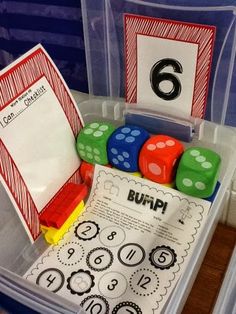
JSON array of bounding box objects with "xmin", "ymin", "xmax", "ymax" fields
[{"xmin": 150, "ymin": 58, "xmax": 183, "ymax": 101}]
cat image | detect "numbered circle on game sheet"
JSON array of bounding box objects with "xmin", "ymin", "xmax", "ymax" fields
[
  {"xmin": 129, "ymin": 268, "xmax": 159, "ymax": 296},
  {"xmin": 67, "ymin": 269, "xmax": 95, "ymax": 296},
  {"xmin": 149, "ymin": 245, "xmax": 177, "ymax": 270},
  {"xmin": 36, "ymin": 268, "xmax": 64, "ymax": 293},
  {"xmin": 117, "ymin": 243, "xmax": 145, "ymax": 267},
  {"xmin": 86, "ymin": 247, "xmax": 113, "ymax": 271},
  {"xmin": 112, "ymin": 301, "xmax": 142, "ymax": 314},
  {"xmin": 98, "ymin": 272, "xmax": 127, "ymax": 299},
  {"xmin": 74, "ymin": 220, "xmax": 100, "ymax": 241},
  {"xmin": 99, "ymin": 226, "xmax": 126, "ymax": 247},
  {"xmin": 81, "ymin": 295, "xmax": 110, "ymax": 314},
  {"xmin": 57, "ymin": 242, "xmax": 85, "ymax": 266}
]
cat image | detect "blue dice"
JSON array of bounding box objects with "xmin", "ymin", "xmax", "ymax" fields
[{"xmin": 107, "ymin": 125, "xmax": 150, "ymax": 172}]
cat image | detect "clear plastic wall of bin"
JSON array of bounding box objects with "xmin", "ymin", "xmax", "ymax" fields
[{"xmin": 81, "ymin": 0, "xmax": 236, "ymax": 126}]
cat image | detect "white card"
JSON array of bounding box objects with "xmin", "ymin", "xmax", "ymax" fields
[
  {"xmin": 25, "ymin": 165, "xmax": 211, "ymax": 313},
  {"xmin": 125, "ymin": 14, "xmax": 216, "ymax": 118},
  {"xmin": 0, "ymin": 45, "xmax": 83, "ymax": 242}
]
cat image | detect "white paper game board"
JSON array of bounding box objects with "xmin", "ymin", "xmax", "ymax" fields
[{"xmin": 25, "ymin": 165, "xmax": 211, "ymax": 313}]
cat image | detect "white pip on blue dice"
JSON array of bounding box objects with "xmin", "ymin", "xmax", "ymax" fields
[{"xmin": 107, "ymin": 125, "xmax": 150, "ymax": 172}]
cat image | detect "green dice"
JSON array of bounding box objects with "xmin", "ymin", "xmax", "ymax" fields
[
  {"xmin": 76, "ymin": 122, "xmax": 116, "ymax": 165},
  {"xmin": 176, "ymin": 147, "xmax": 221, "ymax": 198}
]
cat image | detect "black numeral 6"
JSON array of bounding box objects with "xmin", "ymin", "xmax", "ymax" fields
[{"xmin": 150, "ymin": 58, "xmax": 183, "ymax": 101}]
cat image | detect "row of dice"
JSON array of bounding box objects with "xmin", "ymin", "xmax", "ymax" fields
[{"xmin": 76, "ymin": 122, "xmax": 221, "ymax": 199}]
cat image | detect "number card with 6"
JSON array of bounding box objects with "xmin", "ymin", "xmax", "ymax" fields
[{"xmin": 124, "ymin": 14, "xmax": 216, "ymax": 118}]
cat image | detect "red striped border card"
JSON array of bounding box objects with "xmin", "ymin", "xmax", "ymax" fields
[
  {"xmin": 0, "ymin": 44, "xmax": 83, "ymax": 242},
  {"xmin": 124, "ymin": 14, "xmax": 216, "ymax": 118}
]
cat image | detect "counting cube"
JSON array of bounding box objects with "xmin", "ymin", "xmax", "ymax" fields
[
  {"xmin": 176, "ymin": 147, "xmax": 221, "ymax": 198},
  {"xmin": 39, "ymin": 183, "xmax": 88, "ymax": 229},
  {"xmin": 80, "ymin": 161, "xmax": 112, "ymax": 187},
  {"xmin": 79, "ymin": 161, "xmax": 95, "ymax": 187},
  {"xmin": 76, "ymin": 122, "xmax": 116, "ymax": 165},
  {"xmin": 107, "ymin": 125, "xmax": 149, "ymax": 172},
  {"xmin": 139, "ymin": 135, "xmax": 184, "ymax": 184}
]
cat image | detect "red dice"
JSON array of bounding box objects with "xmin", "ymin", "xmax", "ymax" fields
[{"xmin": 139, "ymin": 135, "xmax": 184, "ymax": 184}]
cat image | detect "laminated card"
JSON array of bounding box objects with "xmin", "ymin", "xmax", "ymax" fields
[
  {"xmin": 0, "ymin": 44, "xmax": 83, "ymax": 242},
  {"xmin": 125, "ymin": 14, "xmax": 216, "ymax": 118},
  {"xmin": 25, "ymin": 165, "xmax": 212, "ymax": 313}
]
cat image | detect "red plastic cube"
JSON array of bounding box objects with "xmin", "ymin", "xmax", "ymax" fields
[
  {"xmin": 79, "ymin": 161, "xmax": 112, "ymax": 187},
  {"xmin": 139, "ymin": 135, "xmax": 184, "ymax": 184},
  {"xmin": 79, "ymin": 161, "xmax": 95, "ymax": 187},
  {"xmin": 39, "ymin": 183, "xmax": 88, "ymax": 228}
]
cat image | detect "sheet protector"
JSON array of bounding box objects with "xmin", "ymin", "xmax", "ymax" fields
[
  {"xmin": 0, "ymin": 44, "xmax": 83, "ymax": 241},
  {"xmin": 25, "ymin": 165, "xmax": 211, "ymax": 313}
]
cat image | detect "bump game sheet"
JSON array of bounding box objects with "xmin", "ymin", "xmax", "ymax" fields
[{"xmin": 25, "ymin": 165, "xmax": 211, "ymax": 313}]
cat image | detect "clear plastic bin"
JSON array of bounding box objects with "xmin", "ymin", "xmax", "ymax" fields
[
  {"xmin": 213, "ymin": 246, "xmax": 236, "ymax": 314},
  {"xmin": 81, "ymin": 0, "xmax": 236, "ymax": 126},
  {"xmin": 0, "ymin": 96, "xmax": 236, "ymax": 313}
]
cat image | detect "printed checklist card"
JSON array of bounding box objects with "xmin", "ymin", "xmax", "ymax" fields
[{"xmin": 0, "ymin": 44, "xmax": 83, "ymax": 241}]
